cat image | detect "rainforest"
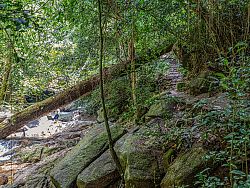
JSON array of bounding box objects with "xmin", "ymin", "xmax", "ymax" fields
[{"xmin": 0, "ymin": 0, "xmax": 249, "ymax": 187}]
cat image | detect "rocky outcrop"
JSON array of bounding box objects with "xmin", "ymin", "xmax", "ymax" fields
[
  {"xmin": 3, "ymin": 118, "xmax": 216, "ymax": 188},
  {"xmin": 145, "ymin": 99, "xmax": 178, "ymax": 119},
  {"xmin": 50, "ymin": 124, "xmax": 127, "ymax": 188},
  {"xmin": 116, "ymin": 126, "xmax": 166, "ymax": 188},
  {"xmin": 3, "ymin": 149, "xmax": 69, "ymax": 188},
  {"xmin": 77, "ymin": 150, "xmax": 120, "ymax": 188},
  {"xmin": 161, "ymin": 146, "xmax": 208, "ymax": 187},
  {"xmin": 188, "ymin": 71, "xmax": 220, "ymax": 96},
  {"xmin": 52, "ymin": 122, "xmax": 167, "ymax": 188},
  {"xmin": 16, "ymin": 145, "xmax": 63, "ymax": 163},
  {"xmin": 1, "ymin": 121, "xmax": 94, "ymax": 188}
]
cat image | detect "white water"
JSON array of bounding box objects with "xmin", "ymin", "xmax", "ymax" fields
[
  {"xmin": 0, "ymin": 140, "xmax": 20, "ymax": 162},
  {"xmin": 0, "ymin": 110, "xmax": 81, "ymax": 162},
  {"xmin": 10, "ymin": 116, "xmax": 67, "ymax": 138}
]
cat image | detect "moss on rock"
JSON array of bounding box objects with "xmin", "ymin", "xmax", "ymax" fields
[
  {"xmin": 161, "ymin": 146, "xmax": 207, "ymax": 187},
  {"xmin": 77, "ymin": 150, "xmax": 120, "ymax": 188},
  {"xmin": 188, "ymin": 71, "xmax": 219, "ymax": 96},
  {"xmin": 16, "ymin": 145, "xmax": 63, "ymax": 163},
  {"xmin": 124, "ymin": 151, "xmax": 161, "ymax": 188},
  {"xmin": 97, "ymin": 108, "xmax": 117, "ymax": 123},
  {"xmin": 145, "ymin": 99, "xmax": 177, "ymax": 119},
  {"xmin": 115, "ymin": 126, "xmax": 166, "ymax": 188},
  {"xmin": 50, "ymin": 124, "xmax": 126, "ymax": 188},
  {"xmin": 162, "ymin": 148, "xmax": 174, "ymax": 172}
]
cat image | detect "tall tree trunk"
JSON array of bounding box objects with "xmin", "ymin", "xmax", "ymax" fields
[
  {"xmin": 98, "ymin": 0, "xmax": 124, "ymax": 179},
  {"xmin": 0, "ymin": 57, "xmax": 12, "ymax": 102},
  {"xmin": 0, "ymin": 30, "xmax": 15, "ymax": 103},
  {"xmin": 0, "ymin": 43, "xmax": 173, "ymax": 139},
  {"xmin": 128, "ymin": 38, "xmax": 136, "ymax": 106},
  {"xmin": 128, "ymin": 3, "xmax": 137, "ymax": 107}
]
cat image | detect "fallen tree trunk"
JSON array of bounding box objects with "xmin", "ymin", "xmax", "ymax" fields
[{"xmin": 0, "ymin": 44, "xmax": 173, "ymax": 139}]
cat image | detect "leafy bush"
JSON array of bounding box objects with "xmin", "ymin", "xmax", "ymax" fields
[{"xmin": 192, "ymin": 43, "xmax": 250, "ymax": 187}]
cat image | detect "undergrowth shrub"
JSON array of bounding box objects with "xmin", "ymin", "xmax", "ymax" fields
[{"xmin": 193, "ymin": 43, "xmax": 250, "ymax": 187}]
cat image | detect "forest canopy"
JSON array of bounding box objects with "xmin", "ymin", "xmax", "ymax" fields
[{"xmin": 1, "ymin": 0, "xmax": 248, "ymax": 108}]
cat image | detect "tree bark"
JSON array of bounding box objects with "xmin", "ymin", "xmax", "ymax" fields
[{"xmin": 0, "ymin": 43, "xmax": 173, "ymax": 139}]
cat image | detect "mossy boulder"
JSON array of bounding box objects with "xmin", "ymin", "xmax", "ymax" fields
[
  {"xmin": 16, "ymin": 145, "xmax": 61, "ymax": 163},
  {"xmin": 50, "ymin": 124, "xmax": 127, "ymax": 188},
  {"xmin": 77, "ymin": 150, "xmax": 120, "ymax": 188},
  {"xmin": 145, "ymin": 99, "xmax": 177, "ymax": 119},
  {"xmin": 17, "ymin": 146, "xmax": 42, "ymax": 163},
  {"xmin": 188, "ymin": 71, "xmax": 219, "ymax": 96},
  {"xmin": 25, "ymin": 174, "xmax": 51, "ymax": 188},
  {"xmin": 8, "ymin": 150, "xmax": 69, "ymax": 188},
  {"xmin": 116, "ymin": 126, "xmax": 165, "ymax": 188},
  {"xmin": 123, "ymin": 151, "xmax": 161, "ymax": 188},
  {"xmin": 161, "ymin": 146, "xmax": 207, "ymax": 187}
]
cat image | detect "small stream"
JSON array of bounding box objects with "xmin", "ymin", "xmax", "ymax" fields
[
  {"xmin": 0, "ymin": 108, "xmax": 84, "ymax": 163},
  {"xmin": 0, "ymin": 140, "xmax": 20, "ymax": 162}
]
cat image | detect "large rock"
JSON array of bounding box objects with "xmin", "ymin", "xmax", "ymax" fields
[
  {"xmin": 161, "ymin": 146, "xmax": 207, "ymax": 187},
  {"xmin": 77, "ymin": 124, "xmax": 166, "ymax": 188},
  {"xmin": 58, "ymin": 111, "xmax": 74, "ymax": 122},
  {"xmin": 50, "ymin": 124, "xmax": 127, "ymax": 188},
  {"xmin": 6, "ymin": 149, "xmax": 69, "ymax": 188},
  {"xmin": 16, "ymin": 145, "xmax": 62, "ymax": 163},
  {"xmin": 145, "ymin": 99, "xmax": 177, "ymax": 119},
  {"xmin": 77, "ymin": 150, "xmax": 120, "ymax": 188},
  {"xmin": 188, "ymin": 72, "xmax": 210, "ymax": 95},
  {"xmin": 123, "ymin": 150, "xmax": 161, "ymax": 188},
  {"xmin": 188, "ymin": 71, "xmax": 219, "ymax": 96},
  {"xmin": 116, "ymin": 126, "xmax": 165, "ymax": 188},
  {"xmin": 25, "ymin": 174, "xmax": 51, "ymax": 188}
]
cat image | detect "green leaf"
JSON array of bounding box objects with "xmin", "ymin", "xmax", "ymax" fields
[{"xmin": 230, "ymin": 170, "xmax": 246, "ymax": 177}]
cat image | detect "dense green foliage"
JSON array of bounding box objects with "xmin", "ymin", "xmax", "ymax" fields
[
  {"xmin": 0, "ymin": 0, "xmax": 249, "ymax": 187},
  {"xmin": 0, "ymin": 0, "xmax": 249, "ymax": 105}
]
